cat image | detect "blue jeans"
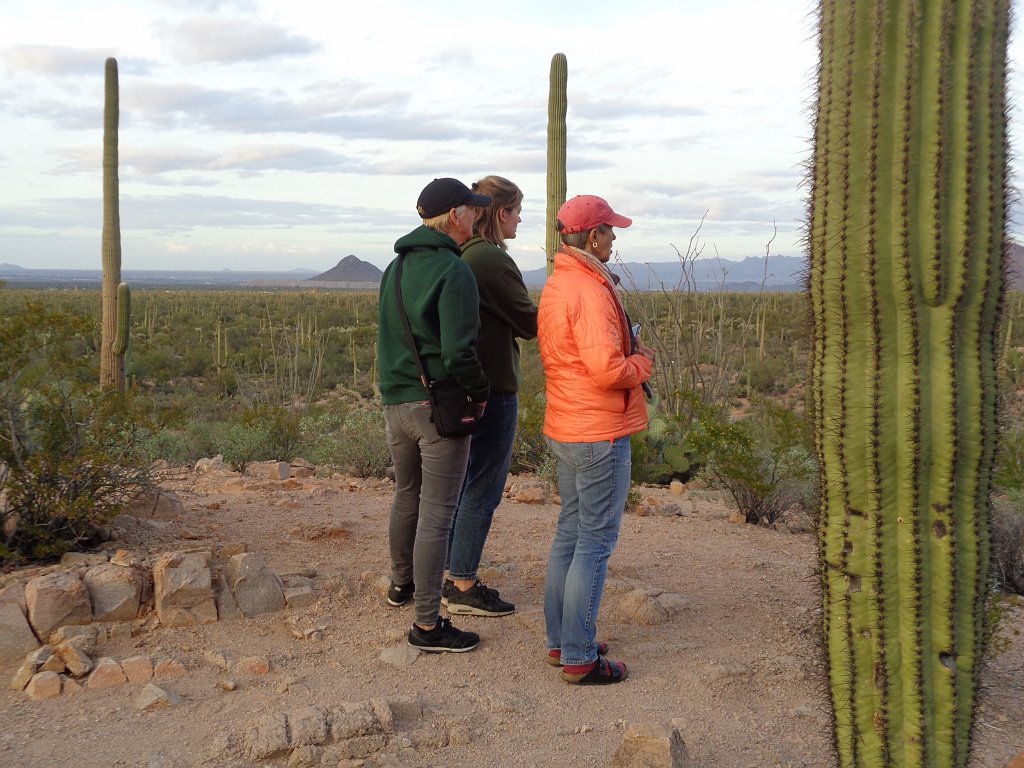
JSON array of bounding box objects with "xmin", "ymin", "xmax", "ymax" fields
[
  {"xmin": 447, "ymin": 392, "xmax": 519, "ymax": 580},
  {"xmin": 384, "ymin": 401, "xmax": 471, "ymax": 626},
  {"xmin": 543, "ymin": 436, "xmax": 631, "ymax": 666}
]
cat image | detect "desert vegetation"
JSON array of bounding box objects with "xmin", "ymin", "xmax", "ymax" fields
[{"xmin": 3, "ymin": 279, "xmax": 1023, "ymax": 593}]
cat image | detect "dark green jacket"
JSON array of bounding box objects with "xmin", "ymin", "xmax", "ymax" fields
[
  {"xmin": 377, "ymin": 225, "xmax": 489, "ymax": 405},
  {"xmin": 460, "ymin": 235, "xmax": 538, "ymax": 394}
]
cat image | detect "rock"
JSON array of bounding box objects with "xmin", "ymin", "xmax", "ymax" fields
[
  {"xmin": 288, "ymin": 706, "xmax": 329, "ymax": 747},
  {"xmin": 49, "ymin": 624, "xmax": 97, "ymax": 654},
  {"xmin": 26, "ymin": 671, "xmax": 61, "ymax": 700},
  {"xmin": 380, "ymin": 644, "xmax": 420, "ymax": 667},
  {"xmin": 226, "ymin": 553, "xmax": 286, "ymax": 617},
  {"xmin": 329, "ymin": 701, "xmax": 384, "ymax": 740},
  {"xmin": 507, "ymin": 477, "xmax": 551, "ymax": 504},
  {"xmin": 83, "ymin": 563, "xmax": 146, "ymax": 621},
  {"xmin": 287, "ymin": 746, "xmax": 322, "ymax": 768},
  {"xmin": 636, "ymin": 498, "xmax": 685, "ymax": 517},
  {"xmin": 0, "ymin": 601, "xmax": 40, "ymax": 664},
  {"xmin": 340, "ymin": 734, "xmax": 387, "ymax": 759},
  {"xmin": 1008, "ymin": 749, "xmax": 1024, "ymax": 768},
  {"xmin": 60, "ymin": 552, "xmax": 108, "ymax": 567},
  {"xmin": 24, "ymin": 572, "xmax": 92, "ymax": 640},
  {"xmin": 203, "ymin": 649, "xmax": 231, "ymax": 670},
  {"xmin": 60, "ymin": 674, "xmax": 83, "ymax": 695},
  {"xmin": 125, "ymin": 488, "xmax": 185, "ymax": 521},
  {"xmin": 231, "ymin": 656, "xmax": 270, "ymax": 676},
  {"xmin": 243, "ymin": 712, "xmax": 291, "ymax": 760},
  {"xmin": 609, "ymin": 723, "xmax": 690, "ymax": 768},
  {"xmin": 87, "ymin": 657, "xmax": 128, "ymax": 688},
  {"xmin": 152, "ymin": 550, "xmax": 218, "ymax": 627},
  {"xmin": 55, "ymin": 644, "xmax": 94, "ymax": 676},
  {"xmin": 284, "ymin": 585, "xmax": 317, "ymax": 609},
  {"xmin": 669, "ymin": 480, "xmax": 687, "ymax": 495},
  {"xmin": 0, "ymin": 582, "xmax": 27, "ymax": 612},
  {"xmin": 610, "ymin": 589, "xmax": 688, "ymax": 626},
  {"xmin": 11, "ymin": 647, "xmax": 49, "ymax": 691},
  {"xmin": 153, "ymin": 658, "xmax": 187, "ymax": 679},
  {"xmin": 194, "ymin": 455, "xmax": 226, "ymax": 474},
  {"xmin": 218, "ymin": 542, "xmax": 248, "ymax": 558},
  {"xmin": 38, "ymin": 651, "xmax": 65, "ymax": 673},
  {"xmin": 263, "ymin": 461, "xmax": 291, "ymax": 481},
  {"xmin": 212, "ymin": 572, "xmax": 243, "ymax": 621},
  {"xmin": 110, "ymin": 549, "xmax": 145, "ymax": 567},
  {"xmin": 136, "ymin": 683, "xmax": 181, "ymax": 711},
  {"xmin": 121, "ymin": 655, "xmax": 154, "ymax": 683}
]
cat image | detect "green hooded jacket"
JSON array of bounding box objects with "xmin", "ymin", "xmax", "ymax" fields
[{"xmin": 377, "ymin": 225, "xmax": 490, "ymax": 405}]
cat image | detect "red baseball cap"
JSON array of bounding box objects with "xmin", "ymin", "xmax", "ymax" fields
[{"xmin": 556, "ymin": 195, "xmax": 633, "ymax": 234}]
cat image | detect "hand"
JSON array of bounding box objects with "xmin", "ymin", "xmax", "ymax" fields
[{"xmin": 637, "ymin": 344, "xmax": 656, "ymax": 364}]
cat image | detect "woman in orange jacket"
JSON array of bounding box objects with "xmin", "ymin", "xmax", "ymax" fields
[{"xmin": 537, "ymin": 194, "xmax": 655, "ymax": 685}]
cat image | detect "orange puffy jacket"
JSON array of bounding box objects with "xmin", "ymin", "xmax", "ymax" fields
[{"xmin": 538, "ymin": 249, "xmax": 652, "ymax": 443}]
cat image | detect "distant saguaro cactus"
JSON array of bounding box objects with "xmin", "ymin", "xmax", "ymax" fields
[
  {"xmin": 545, "ymin": 52, "xmax": 567, "ymax": 275},
  {"xmin": 100, "ymin": 56, "xmax": 126, "ymax": 392},
  {"xmin": 808, "ymin": 1, "xmax": 1009, "ymax": 767}
]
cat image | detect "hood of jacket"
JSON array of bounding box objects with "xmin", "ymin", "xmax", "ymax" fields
[{"xmin": 394, "ymin": 224, "xmax": 461, "ymax": 257}]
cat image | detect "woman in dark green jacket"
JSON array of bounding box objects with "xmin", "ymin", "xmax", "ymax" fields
[{"xmin": 443, "ymin": 176, "xmax": 538, "ymax": 617}]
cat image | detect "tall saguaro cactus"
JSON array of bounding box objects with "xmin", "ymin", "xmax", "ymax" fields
[
  {"xmin": 545, "ymin": 52, "xmax": 567, "ymax": 275},
  {"xmin": 100, "ymin": 56, "xmax": 126, "ymax": 392},
  {"xmin": 808, "ymin": 2, "xmax": 1009, "ymax": 767}
]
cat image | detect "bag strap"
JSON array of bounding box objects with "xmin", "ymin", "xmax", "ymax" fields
[{"xmin": 393, "ymin": 254, "xmax": 431, "ymax": 391}]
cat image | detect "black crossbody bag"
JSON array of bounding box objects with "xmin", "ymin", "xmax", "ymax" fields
[{"xmin": 393, "ymin": 254, "xmax": 482, "ymax": 438}]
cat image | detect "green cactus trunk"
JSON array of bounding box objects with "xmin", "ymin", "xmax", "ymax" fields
[
  {"xmin": 545, "ymin": 52, "xmax": 567, "ymax": 276},
  {"xmin": 110, "ymin": 282, "xmax": 131, "ymax": 357},
  {"xmin": 100, "ymin": 56, "xmax": 125, "ymax": 392},
  {"xmin": 808, "ymin": 2, "xmax": 1009, "ymax": 767}
]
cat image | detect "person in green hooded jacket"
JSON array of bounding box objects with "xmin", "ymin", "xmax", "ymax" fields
[{"xmin": 377, "ymin": 177, "xmax": 491, "ymax": 654}]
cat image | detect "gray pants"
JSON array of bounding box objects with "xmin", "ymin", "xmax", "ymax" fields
[{"xmin": 384, "ymin": 401, "xmax": 471, "ymax": 626}]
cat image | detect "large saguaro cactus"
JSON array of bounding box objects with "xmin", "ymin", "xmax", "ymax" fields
[
  {"xmin": 545, "ymin": 52, "xmax": 567, "ymax": 276},
  {"xmin": 100, "ymin": 56, "xmax": 126, "ymax": 392},
  {"xmin": 808, "ymin": 2, "xmax": 1009, "ymax": 767}
]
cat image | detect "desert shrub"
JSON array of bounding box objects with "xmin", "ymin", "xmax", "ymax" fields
[
  {"xmin": 299, "ymin": 403, "xmax": 390, "ymax": 478},
  {"xmin": 1, "ymin": 301, "xmax": 152, "ymax": 564},
  {"xmin": 991, "ymin": 495, "xmax": 1024, "ymax": 596},
  {"xmin": 511, "ymin": 389, "xmax": 555, "ymax": 480},
  {"xmin": 742, "ymin": 355, "xmax": 789, "ymax": 396},
  {"xmin": 994, "ymin": 424, "xmax": 1024, "ymax": 495},
  {"xmin": 686, "ymin": 395, "xmax": 817, "ymax": 525}
]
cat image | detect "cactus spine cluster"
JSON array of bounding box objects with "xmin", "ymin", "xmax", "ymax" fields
[
  {"xmin": 545, "ymin": 52, "xmax": 567, "ymax": 275},
  {"xmin": 808, "ymin": 2, "xmax": 1009, "ymax": 766},
  {"xmin": 100, "ymin": 57, "xmax": 127, "ymax": 392}
]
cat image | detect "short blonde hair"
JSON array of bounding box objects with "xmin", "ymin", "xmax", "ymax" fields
[{"xmin": 422, "ymin": 205, "xmax": 466, "ymax": 234}]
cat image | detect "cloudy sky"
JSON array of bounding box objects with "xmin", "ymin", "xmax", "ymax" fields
[{"xmin": 1, "ymin": 0, "xmax": 1021, "ymax": 274}]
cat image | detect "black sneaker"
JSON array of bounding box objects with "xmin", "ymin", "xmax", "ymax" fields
[
  {"xmin": 407, "ymin": 617, "xmax": 479, "ymax": 653},
  {"xmin": 440, "ymin": 578, "xmax": 454, "ymax": 606},
  {"xmin": 445, "ymin": 580, "xmax": 515, "ymax": 617},
  {"xmin": 386, "ymin": 582, "xmax": 414, "ymax": 607}
]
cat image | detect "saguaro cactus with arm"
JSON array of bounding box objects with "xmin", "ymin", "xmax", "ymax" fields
[
  {"xmin": 100, "ymin": 56, "xmax": 126, "ymax": 392},
  {"xmin": 545, "ymin": 52, "xmax": 567, "ymax": 276},
  {"xmin": 808, "ymin": 2, "xmax": 1009, "ymax": 766}
]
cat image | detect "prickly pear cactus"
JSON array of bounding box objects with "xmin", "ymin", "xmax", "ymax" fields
[
  {"xmin": 545, "ymin": 52, "xmax": 567, "ymax": 275},
  {"xmin": 808, "ymin": 2, "xmax": 1009, "ymax": 767}
]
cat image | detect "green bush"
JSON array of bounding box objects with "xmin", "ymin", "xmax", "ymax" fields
[
  {"xmin": 686, "ymin": 395, "xmax": 817, "ymax": 525},
  {"xmin": 1, "ymin": 301, "xmax": 152, "ymax": 564},
  {"xmin": 299, "ymin": 403, "xmax": 390, "ymax": 478}
]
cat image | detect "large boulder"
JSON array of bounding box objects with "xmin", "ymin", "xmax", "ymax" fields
[
  {"xmin": 152, "ymin": 550, "xmax": 217, "ymax": 627},
  {"xmin": 24, "ymin": 572, "xmax": 92, "ymax": 640},
  {"xmin": 83, "ymin": 563, "xmax": 146, "ymax": 621},
  {"xmin": 0, "ymin": 585, "xmax": 39, "ymax": 665},
  {"xmin": 227, "ymin": 553, "xmax": 286, "ymax": 617},
  {"xmin": 124, "ymin": 487, "xmax": 185, "ymax": 521}
]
